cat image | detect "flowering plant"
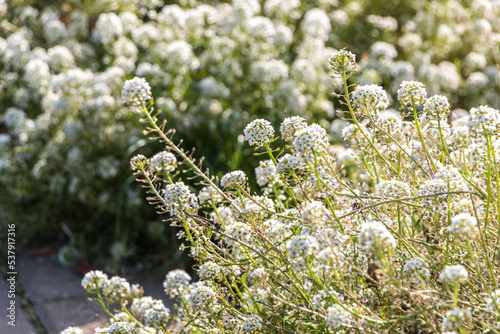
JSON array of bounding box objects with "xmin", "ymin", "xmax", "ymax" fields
[{"xmin": 68, "ymin": 50, "xmax": 500, "ymax": 333}]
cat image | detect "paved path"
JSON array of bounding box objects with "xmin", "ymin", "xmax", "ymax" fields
[{"xmin": 1, "ymin": 252, "xmax": 174, "ymax": 334}]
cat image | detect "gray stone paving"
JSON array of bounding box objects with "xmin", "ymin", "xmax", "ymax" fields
[{"xmin": 2, "ymin": 252, "xmax": 174, "ymax": 334}]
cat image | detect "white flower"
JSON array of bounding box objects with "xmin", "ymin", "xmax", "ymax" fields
[
  {"xmin": 486, "ymin": 289, "xmax": 500, "ymax": 312},
  {"xmin": 163, "ymin": 269, "xmax": 192, "ymax": 298},
  {"xmin": 144, "ymin": 304, "xmax": 170, "ymax": 328},
  {"xmin": 403, "ymin": 258, "xmax": 430, "ymax": 288},
  {"xmin": 447, "ymin": 213, "xmax": 477, "ymax": 237},
  {"xmin": 301, "ymin": 200, "xmax": 328, "ymax": 225},
  {"xmin": 95, "ymin": 321, "xmax": 134, "ymax": 334},
  {"xmin": 441, "ymin": 308, "xmax": 471, "ymax": 331},
  {"xmin": 60, "ymin": 327, "xmax": 84, "ymax": 334},
  {"xmin": 244, "ymin": 119, "xmax": 275, "ymax": 147},
  {"xmin": 329, "ymin": 49, "xmax": 357, "ymax": 75},
  {"xmin": 131, "ymin": 297, "xmax": 166, "ymax": 319},
  {"xmin": 325, "ymin": 304, "xmax": 352, "ymax": 329},
  {"xmin": 376, "ymin": 180, "xmax": 412, "ymax": 199},
  {"xmin": 351, "ymin": 85, "xmax": 389, "ymax": 114},
  {"xmin": 423, "ymin": 95, "xmax": 450, "ymax": 121},
  {"xmin": 467, "ymin": 105, "xmax": 500, "ymax": 136},
  {"xmin": 277, "ymin": 154, "xmax": 304, "ymax": 172},
  {"xmin": 288, "ymin": 235, "xmax": 320, "ymax": 259},
  {"xmin": 439, "ymin": 265, "xmax": 468, "ymax": 286},
  {"xmin": 221, "ymin": 170, "xmax": 247, "ymax": 188},
  {"xmin": 198, "ymin": 261, "xmax": 222, "ymax": 281},
  {"xmin": 293, "ymin": 124, "xmax": 330, "ymax": 161},
  {"xmin": 122, "ymin": 77, "xmax": 152, "ymax": 108},
  {"xmin": 397, "ymin": 81, "xmax": 427, "ymax": 106},
  {"xmin": 81, "ymin": 270, "xmax": 109, "ymax": 293},
  {"xmin": 248, "ymin": 268, "xmax": 268, "ymax": 286},
  {"xmin": 189, "ymin": 285, "xmax": 217, "ymax": 313},
  {"xmin": 241, "ymin": 316, "xmax": 262, "ymax": 333},
  {"xmin": 163, "ymin": 182, "xmax": 199, "ymax": 215},
  {"xmin": 255, "ymin": 160, "xmax": 278, "ymax": 187},
  {"xmin": 280, "ymin": 116, "xmax": 307, "ymax": 141},
  {"xmin": 150, "ymin": 151, "xmax": 176, "ymax": 173},
  {"xmin": 358, "ymin": 221, "xmax": 396, "ymax": 257},
  {"xmin": 103, "ymin": 276, "xmax": 131, "ymax": 299},
  {"xmin": 198, "ymin": 186, "xmax": 224, "ymax": 205}
]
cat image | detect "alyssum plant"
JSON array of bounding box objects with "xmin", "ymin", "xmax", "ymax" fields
[{"xmin": 64, "ymin": 50, "xmax": 500, "ymax": 334}]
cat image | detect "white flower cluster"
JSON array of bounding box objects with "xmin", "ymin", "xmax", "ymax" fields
[
  {"xmin": 441, "ymin": 307, "xmax": 472, "ymax": 332},
  {"xmin": 60, "ymin": 327, "xmax": 83, "ymax": 334},
  {"xmin": 287, "ymin": 235, "xmax": 320, "ymax": 259},
  {"xmin": 241, "ymin": 316, "xmax": 262, "ymax": 333},
  {"xmin": 402, "ymin": 258, "xmax": 430, "ymax": 288},
  {"xmin": 121, "ymin": 77, "xmax": 152, "ymax": 107},
  {"xmin": 329, "ymin": 49, "xmax": 357, "ymax": 76},
  {"xmin": 280, "ymin": 116, "xmax": 307, "ymax": 141},
  {"xmin": 220, "ymin": 171, "xmax": 247, "ymax": 189},
  {"xmin": 351, "ymin": 84, "xmax": 389, "ymax": 114},
  {"xmin": 198, "ymin": 261, "xmax": 222, "ymax": 281},
  {"xmin": 163, "ymin": 182, "xmax": 199, "ymax": 215},
  {"xmin": 447, "ymin": 213, "xmax": 477, "ymax": 238},
  {"xmin": 467, "ymin": 105, "xmax": 500, "ymax": 136},
  {"xmin": 358, "ymin": 221, "xmax": 396, "ymax": 258},
  {"xmin": 439, "ymin": 265, "xmax": 468, "ymax": 286},
  {"xmin": 255, "ymin": 160, "xmax": 279, "ymax": 188},
  {"xmin": 293, "ymin": 124, "xmax": 330, "ymax": 161},
  {"xmin": 423, "ymin": 95, "xmax": 450, "ymax": 122},
  {"xmin": 397, "ymin": 81, "xmax": 427, "ymax": 106},
  {"xmin": 244, "ymin": 119, "xmax": 275, "ymax": 147},
  {"xmin": 188, "ymin": 285, "xmax": 217, "ymax": 313},
  {"xmin": 150, "ymin": 151, "xmax": 177, "ymax": 173},
  {"xmin": 163, "ymin": 269, "xmax": 192, "ymax": 298},
  {"xmin": 375, "ymin": 180, "xmax": 412, "ymax": 199},
  {"xmin": 325, "ymin": 304, "xmax": 352, "ymax": 329},
  {"xmin": 198, "ymin": 186, "xmax": 224, "ymax": 205}
]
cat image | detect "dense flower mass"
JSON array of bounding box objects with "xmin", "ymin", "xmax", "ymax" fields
[
  {"xmin": 95, "ymin": 71, "xmax": 498, "ymax": 333},
  {"xmin": 13, "ymin": 1, "xmax": 496, "ymax": 327}
]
